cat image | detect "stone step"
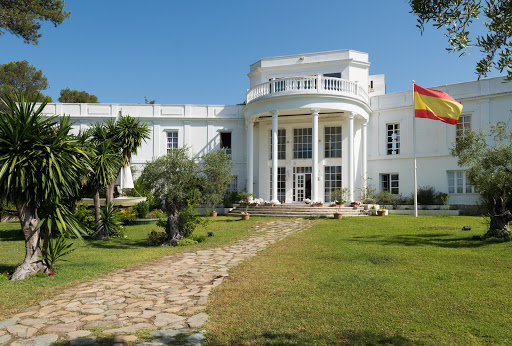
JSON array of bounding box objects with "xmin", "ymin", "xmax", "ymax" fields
[{"xmin": 228, "ymin": 205, "xmax": 368, "ymax": 217}]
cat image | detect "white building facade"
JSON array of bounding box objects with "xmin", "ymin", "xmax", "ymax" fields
[{"xmin": 43, "ymin": 50, "xmax": 512, "ymax": 206}]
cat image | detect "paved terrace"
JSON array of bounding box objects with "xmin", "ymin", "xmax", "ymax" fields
[{"xmin": 0, "ymin": 218, "xmax": 314, "ymax": 345}]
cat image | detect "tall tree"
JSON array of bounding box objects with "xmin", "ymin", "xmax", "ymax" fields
[
  {"xmin": 58, "ymin": 87, "xmax": 98, "ymax": 103},
  {"xmin": 410, "ymin": 0, "xmax": 512, "ymax": 80},
  {"xmin": 0, "ymin": 93, "xmax": 90, "ymax": 280},
  {"xmin": 0, "ymin": 60, "xmax": 52, "ymax": 102},
  {"xmin": 452, "ymin": 122, "xmax": 512, "ymax": 238},
  {"xmin": 0, "ymin": 0, "xmax": 70, "ymax": 44}
]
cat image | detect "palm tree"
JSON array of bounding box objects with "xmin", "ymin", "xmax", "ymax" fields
[
  {"xmin": 0, "ymin": 93, "xmax": 90, "ymax": 280},
  {"xmin": 84, "ymin": 123, "xmax": 121, "ymax": 239},
  {"xmin": 104, "ymin": 115, "xmax": 150, "ymax": 203}
]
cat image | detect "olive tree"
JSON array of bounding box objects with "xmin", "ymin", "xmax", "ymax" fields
[
  {"xmin": 451, "ymin": 122, "xmax": 512, "ymax": 237},
  {"xmin": 201, "ymin": 149, "xmax": 234, "ymax": 212},
  {"xmin": 141, "ymin": 147, "xmax": 200, "ymax": 243}
]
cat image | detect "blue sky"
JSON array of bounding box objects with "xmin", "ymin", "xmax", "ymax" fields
[{"xmin": 0, "ymin": 0, "xmax": 499, "ymax": 105}]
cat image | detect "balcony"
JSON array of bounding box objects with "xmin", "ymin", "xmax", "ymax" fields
[{"xmin": 246, "ymin": 75, "xmax": 369, "ymax": 105}]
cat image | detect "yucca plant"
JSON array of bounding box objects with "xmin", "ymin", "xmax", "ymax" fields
[
  {"xmin": 97, "ymin": 202, "xmax": 122, "ymax": 238},
  {"xmin": 40, "ymin": 236, "xmax": 75, "ymax": 271}
]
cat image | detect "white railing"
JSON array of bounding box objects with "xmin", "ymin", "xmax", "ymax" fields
[{"xmin": 246, "ymin": 75, "xmax": 369, "ymax": 104}]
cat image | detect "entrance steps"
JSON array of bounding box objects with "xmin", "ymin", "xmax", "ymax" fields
[{"xmin": 227, "ymin": 203, "xmax": 368, "ymax": 218}]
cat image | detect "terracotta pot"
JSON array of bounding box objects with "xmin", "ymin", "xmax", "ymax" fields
[
  {"xmin": 210, "ymin": 211, "xmax": 218, "ymax": 217},
  {"xmin": 377, "ymin": 210, "xmax": 388, "ymax": 216},
  {"xmin": 334, "ymin": 212, "xmax": 343, "ymax": 219},
  {"xmin": 241, "ymin": 214, "xmax": 250, "ymax": 220}
]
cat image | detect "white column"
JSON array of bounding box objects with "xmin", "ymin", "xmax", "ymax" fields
[
  {"xmin": 348, "ymin": 112, "xmax": 355, "ymax": 202},
  {"xmin": 362, "ymin": 120, "xmax": 368, "ymax": 198},
  {"xmin": 247, "ymin": 120, "xmax": 254, "ymax": 196},
  {"xmin": 311, "ymin": 108, "xmax": 320, "ymax": 202},
  {"xmin": 271, "ymin": 110, "xmax": 279, "ymax": 203}
]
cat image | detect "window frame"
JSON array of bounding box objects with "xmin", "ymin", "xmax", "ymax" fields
[
  {"xmin": 447, "ymin": 170, "xmax": 475, "ymax": 194},
  {"xmin": 293, "ymin": 128, "xmax": 312, "ymax": 159},
  {"xmin": 324, "ymin": 165, "xmax": 342, "ymax": 202},
  {"xmin": 269, "ymin": 129, "xmax": 286, "ymax": 160},
  {"xmin": 456, "ymin": 115, "xmax": 471, "ymax": 141},
  {"xmin": 381, "ymin": 173, "xmax": 399, "ymax": 194},
  {"xmin": 324, "ymin": 126, "xmax": 342, "ymax": 158},
  {"xmin": 220, "ymin": 131, "xmax": 232, "ymax": 156},
  {"xmin": 166, "ymin": 131, "xmax": 179, "ymax": 153},
  {"xmin": 386, "ymin": 123, "xmax": 400, "ymax": 155}
]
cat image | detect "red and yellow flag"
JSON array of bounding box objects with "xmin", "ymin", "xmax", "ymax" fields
[{"xmin": 414, "ymin": 84, "xmax": 463, "ymax": 125}]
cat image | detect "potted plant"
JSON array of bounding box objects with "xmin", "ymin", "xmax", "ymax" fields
[
  {"xmin": 377, "ymin": 208, "xmax": 388, "ymax": 216},
  {"xmin": 303, "ymin": 198, "xmax": 311, "ymax": 205},
  {"xmin": 350, "ymin": 201, "xmax": 361, "ymax": 208},
  {"xmin": 241, "ymin": 211, "xmax": 250, "ymax": 220},
  {"xmin": 329, "ymin": 200, "xmax": 341, "ymax": 207},
  {"xmin": 312, "ymin": 201, "xmax": 323, "ymax": 207},
  {"xmin": 210, "ymin": 210, "xmax": 218, "ymax": 217},
  {"xmin": 361, "ymin": 198, "xmax": 376, "ymax": 210},
  {"xmin": 330, "ymin": 188, "xmax": 349, "ymax": 207},
  {"xmin": 369, "ymin": 204, "xmax": 378, "ymax": 216},
  {"xmin": 333, "ymin": 207, "xmax": 343, "ymax": 219},
  {"xmin": 264, "ymin": 200, "xmax": 274, "ymax": 207},
  {"xmin": 238, "ymin": 192, "xmax": 254, "ymax": 219}
]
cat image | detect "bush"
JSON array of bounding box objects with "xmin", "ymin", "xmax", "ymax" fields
[
  {"xmin": 189, "ymin": 234, "xmax": 206, "ymax": 243},
  {"xmin": 331, "ymin": 188, "xmax": 349, "ymax": 204},
  {"xmin": 179, "ymin": 204, "xmax": 205, "ymax": 239},
  {"xmin": 0, "ymin": 273, "xmax": 9, "ymax": 281},
  {"xmin": 375, "ymin": 191, "xmax": 394, "ymax": 205},
  {"xmin": 119, "ymin": 208, "xmax": 136, "ymax": 224},
  {"xmin": 361, "ymin": 198, "xmax": 376, "ymax": 204},
  {"xmin": 74, "ymin": 202, "xmax": 96, "ymax": 234},
  {"xmin": 417, "ymin": 186, "xmax": 437, "ymax": 205},
  {"xmin": 177, "ymin": 238, "xmax": 198, "ymax": 246},
  {"xmin": 147, "ymin": 230, "xmax": 167, "ymax": 246},
  {"xmin": 223, "ymin": 191, "xmax": 242, "ymax": 207},
  {"xmin": 436, "ymin": 192, "xmax": 450, "ymax": 206},
  {"xmin": 40, "ymin": 236, "xmax": 75, "ymax": 271},
  {"xmin": 148, "ymin": 209, "xmax": 166, "ymax": 218},
  {"xmin": 99, "ymin": 203, "xmax": 123, "ymax": 237},
  {"xmin": 134, "ymin": 200, "xmax": 150, "ymax": 219}
]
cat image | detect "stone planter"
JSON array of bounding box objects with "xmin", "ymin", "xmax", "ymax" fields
[
  {"xmin": 368, "ymin": 209, "xmax": 378, "ymax": 216},
  {"xmin": 210, "ymin": 211, "xmax": 218, "ymax": 217},
  {"xmin": 333, "ymin": 212, "xmax": 343, "ymax": 219},
  {"xmin": 363, "ymin": 204, "xmax": 379, "ymax": 210},
  {"xmin": 377, "ymin": 209, "xmax": 388, "ymax": 216},
  {"xmin": 241, "ymin": 214, "xmax": 250, "ymax": 220}
]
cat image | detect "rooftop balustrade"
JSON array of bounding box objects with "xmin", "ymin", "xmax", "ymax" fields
[{"xmin": 246, "ymin": 75, "xmax": 369, "ymax": 104}]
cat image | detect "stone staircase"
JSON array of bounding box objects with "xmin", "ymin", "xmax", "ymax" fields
[{"xmin": 227, "ymin": 203, "xmax": 368, "ymax": 218}]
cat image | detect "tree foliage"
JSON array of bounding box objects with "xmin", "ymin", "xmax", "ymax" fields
[
  {"xmin": 201, "ymin": 149, "xmax": 234, "ymax": 211},
  {"xmin": 0, "ymin": 93, "xmax": 90, "ymax": 279},
  {"xmin": 0, "ymin": 60, "xmax": 52, "ymax": 102},
  {"xmin": 452, "ymin": 122, "xmax": 512, "ymax": 236},
  {"xmin": 141, "ymin": 147, "xmax": 200, "ymax": 243},
  {"xmin": 410, "ymin": 0, "xmax": 512, "ymax": 80},
  {"xmin": 58, "ymin": 87, "xmax": 98, "ymax": 103},
  {"xmin": 0, "ymin": 0, "xmax": 70, "ymax": 44}
]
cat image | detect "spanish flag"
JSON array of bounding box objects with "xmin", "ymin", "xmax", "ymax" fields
[{"xmin": 414, "ymin": 84, "xmax": 463, "ymax": 125}]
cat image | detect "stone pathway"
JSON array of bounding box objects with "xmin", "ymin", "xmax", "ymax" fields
[{"xmin": 0, "ymin": 218, "xmax": 313, "ymax": 345}]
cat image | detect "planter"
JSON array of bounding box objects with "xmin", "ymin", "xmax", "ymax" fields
[
  {"xmin": 210, "ymin": 211, "xmax": 218, "ymax": 217},
  {"xmin": 363, "ymin": 204, "xmax": 379, "ymax": 210},
  {"xmin": 333, "ymin": 212, "xmax": 343, "ymax": 219},
  {"xmin": 377, "ymin": 210, "xmax": 388, "ymax": 216},
  {"xmin": 250, "ymin": 203, "xmax": 260, "ymax": 207},
  {"xmin": 312, "ymin": 204, "xmax": 323, "ymax": 207},
  {"xmin": 368, "ymin": 209, "xmax": 378, "ymax": 216},
  {"xmin": 241, "ymin": 214, "xmax": 250, "ymax": 220}
]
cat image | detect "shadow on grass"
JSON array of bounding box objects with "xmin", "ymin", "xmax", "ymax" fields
[
  {"xmin": 0, "ymin": 227, "xmax": 23, "ymax": 242},
  {"xmin": 209, "ymin": 329, "xmax": 419, "ymax": 345},
  {"xmin": 0, "ymin": 264, "xmax": 17, "ymax": 274},
  {"xmin": 349, "ymin": 232, "xmax": 493, "ymax": 249},
  {"xmin": 85, "ymin": 238, "xmax": 153, "ymax": 250}
]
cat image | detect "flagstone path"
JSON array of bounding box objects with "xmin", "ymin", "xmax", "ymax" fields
[{"xmin": 0, "ymin": 218, "xmax": 314, "ymax": 345}]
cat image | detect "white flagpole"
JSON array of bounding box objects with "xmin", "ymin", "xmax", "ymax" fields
[{"xmin": 413, "ymin": 80, "xmax": 418, "ymax": 217}]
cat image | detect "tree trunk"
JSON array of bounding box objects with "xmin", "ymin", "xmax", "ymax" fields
[
  {"xmin": 10, "ymin": 204, "xmax": 48, "ymax": 280},
  {"xmin": 91, "ymin": 189, "xmax": 108, "ymax": 240},
  {"xmin": 484, "ymin": 211, "xmax": 512, "ymax": 238},
  {"xmin": 165, "ymin": 210, "xmax": 182, "ymax": 246},
  {"xmin": 106, "ymin": 182, "xmax": 115, "ymax": 206}
]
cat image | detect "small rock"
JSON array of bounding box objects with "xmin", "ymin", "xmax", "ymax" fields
[
  {"xmin": 67, "ymin": 330, "xmax": 92, "ymax": 339},
  {"xmin": 83, "ymin": 320, "xmax": 123, "ymax": 329},
  {"xmin": 186, "ymin": 331, "xmax": 206, "ymax": 344},
  {"xmin": 44, "ymin": 321, "xmax": 84, "ymax": 333},
  {"xmin": 7, "ymin": 324, "xmax": 37, "ymax": 338},
  {"xmin": 150, "ymin": 328, "xmax": 194, "ymax": 337},
  {"xmin": 0, "ymin": 335, "xmax": 11, "ymax": 344},
  {"xmin": 114, "ymin": 335, "xmax": 138, "ymax": 343},
  {"xmin": 18, "ymin": 318, "xmax": 48, "ymax": 326}
]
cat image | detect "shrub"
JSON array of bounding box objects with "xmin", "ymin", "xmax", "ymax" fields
[
  {"xmin": 361, "ymin": 198, "xmax": 376, "ymax": 204},
  {"xmin": 99, "ymin": 203, "xmax": 123, "ymax": 237},
  {"xmin": 74, "ymin": 202, "xmax": 96, "ymax": 234},
  {"xmin": 179, "ymin": 203, "xmax": 205, "ymax": 239},
  {"xmin": 331, "ymin": 188, "xmax": 349, "ymax": 204},
  {"xmin": 119, "ymin": 208, "xmax": 136, "ymax": 224},
  {"xmin": 436, "ymin": 192, "xmax": 450, "ymax": 206},
  {"xmin": 177, "ymin": 238, "xmax": 198, "ymax": 246},
  {"xmin": 40, "ymin": 236, "xmax": 75, "ymax": 271},
  {"xmin": 147, "ymin": 230, "xmax": 167, "ymax": 246},
  {"xmin": 134, "ymin": 200, "xmax": 150, "ymax": 219},
  {"xmin": 417, "ymin": 186, "xmax": 437, "ymax": 205},
  {"xmin": 148, "ymin": 209, "xmax": 166, "ymax": 218},
  {"xmin": 0, "ymin": 273, "xmax": 9, "ymax": 281},
  {"xmin": 189, "ymin": 234, "xmax": 206, "ymax": 243},
  {"xmin": 375, "ymin": 191, "xmax": 394, "ymax": 204}
]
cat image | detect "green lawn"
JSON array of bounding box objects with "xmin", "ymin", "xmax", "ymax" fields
[
  {"xmin": 206, "ymin": 215, "xmax": 512, "ymax": 345},
  {"xmin": 0, "ymin": 216, "xmax": 263, "ymax": 319}
]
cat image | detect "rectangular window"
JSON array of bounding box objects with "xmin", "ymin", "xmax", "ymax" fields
[
  {"xmin": 220, "ymin": 132, "xmax": 232, "ymax": 156},
  {"xmin": 324, "ymin": 166, "xmax": 342, "ymax": 202},
  {"xmin": 387, "ymin": 123, "xmax": 400, "ymax": 155},
  {"xmin": 166, "ymin": 131, "xmax": 178, "ymax": 153},
  {"xmin": 270, "ymin": 167, "xmax": 286, "ymax": 202},
  {"xmin": 227, "ymin": 175, "xmax": 238, "ymax": 193},
  {"xmin": 325, "ymin": 126, "xmax": 342, "ymax": 158},
  {"xmin": 269, "ymin": 129, "xmax": 286, "ymax": 160},
  {"xmin": 293, "ymin": 128, "xmax": 312, "ymax": 159},
  {"xmin": 381, "ymin": 173, "xmax": 399, "ymax": 194},
  {"xmin": 456, "ymin": 115, "xmax": 471, "ymax": 141},
  {"xmin": 447, "ymin": 171, "xmax": 475, "ymax": 194}
]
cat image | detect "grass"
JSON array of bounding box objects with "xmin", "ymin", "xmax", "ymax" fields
[
  {"xmin": 0, "ymin": 215, "xmax": 264, "ymax": 320},
  {"xmin": 206, "ymin": 215, "xmax": 512, "ymax": 345}
]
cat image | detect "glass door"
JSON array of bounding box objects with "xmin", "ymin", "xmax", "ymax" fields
[{"xmin": 295, "ymin": 173, "xmax": 306, "ymax": 202}]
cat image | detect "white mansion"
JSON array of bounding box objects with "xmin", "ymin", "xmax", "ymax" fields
[{"xmin": 43, "ymin": 50, "xmax": 512, "ymax": 206}]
